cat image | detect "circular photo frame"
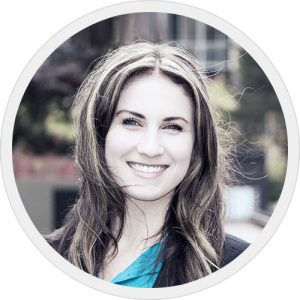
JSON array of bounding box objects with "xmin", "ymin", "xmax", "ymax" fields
[{"xmin": 1, "ymin": 1, "xmax": 299, "ymax": 299}]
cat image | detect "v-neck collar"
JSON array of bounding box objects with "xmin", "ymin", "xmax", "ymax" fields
[{"xmin": 111, "ymin": 241, "xmax": 163, "ymax": 284}]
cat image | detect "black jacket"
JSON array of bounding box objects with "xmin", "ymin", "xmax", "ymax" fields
[
  {"xmin": 152, "ymin": 234, "xmax": 249, "ymax": 287},
  {"xmin": 47, "ymin": 233, "xmax": 249, "ymax": 287},
  {"xmin": 220, "ymin": 234, "xmax": 249, "ymax": 267}
]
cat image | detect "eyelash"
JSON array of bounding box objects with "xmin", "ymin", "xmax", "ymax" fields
[
  {"xmin": 164, "ymin": 124, "xmax": 183, "ymax": 132},
  {"xmin": 121, "ymin": 117, "xmax": 183, "ymax": 132},
  {"xmin": 122, "ymin": 117, "xmax": 141, "ymax": 127}
]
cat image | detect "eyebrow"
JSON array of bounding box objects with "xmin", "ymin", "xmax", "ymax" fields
[{"xmin": 115, "ymin": 109, "xmax": 189, "ymax": 124}]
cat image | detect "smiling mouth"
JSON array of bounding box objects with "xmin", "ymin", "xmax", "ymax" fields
[{"xmin": 127, "ymin": 161, "xmax": 169, "ymax": 175}]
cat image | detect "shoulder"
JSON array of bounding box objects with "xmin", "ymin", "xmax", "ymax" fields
[{"xmin": 221, "ymin": 234, "xmax": 250, "ymax": 267}]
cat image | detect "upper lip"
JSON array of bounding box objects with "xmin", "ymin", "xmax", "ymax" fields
[{"xmin": 127, "ymin": 161, "xmax": 169, "ymax": 168}]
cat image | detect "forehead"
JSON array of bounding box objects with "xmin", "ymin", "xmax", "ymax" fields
[{"xmin": 117, "ymin": 74, "xmax": 193, "ymax": 119}]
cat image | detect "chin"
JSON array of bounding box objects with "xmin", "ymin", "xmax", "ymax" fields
[{"xmin": 125, "ymin": 186, "xmax": 172, "ymax": 202}]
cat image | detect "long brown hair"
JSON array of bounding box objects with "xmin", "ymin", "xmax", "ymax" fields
[{"xmin": 45, "ymin": 41, "xmax": 230, "ymax": 286}]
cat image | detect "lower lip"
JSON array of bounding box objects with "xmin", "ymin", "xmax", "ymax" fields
[{"xmin": 128, "ymin": 163, "xmax": 168, "ymax": 179}]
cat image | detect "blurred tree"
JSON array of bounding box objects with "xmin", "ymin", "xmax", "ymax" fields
[{"xmin": 13, "ymin": 18, "xmax": 115, "ymax": 154}]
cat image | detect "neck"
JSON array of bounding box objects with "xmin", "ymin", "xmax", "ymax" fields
[{"xmin": 122, "ymin": 193, "xmax": 171, "ymax": 249}]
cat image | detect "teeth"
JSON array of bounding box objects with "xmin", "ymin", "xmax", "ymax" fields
[{"xmin": 130, "ymin": 163, "xmax": 165, "ymax": 173}]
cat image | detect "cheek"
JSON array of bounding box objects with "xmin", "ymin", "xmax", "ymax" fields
[
  {"xmin": 105, "ymin": 127, "xmax": 135, "ymax": 163},
  {"xmin": 166, "ymin": 135, "xmax": 194, "ymax": 164},
  {"xmin": 105, "ymin": 128, "xmax": 120, "ymax": 163}
]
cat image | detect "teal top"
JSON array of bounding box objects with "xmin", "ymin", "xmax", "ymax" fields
[{"xmin": 110, "ymin": 242, "xmax": 163, "ymax": 288}]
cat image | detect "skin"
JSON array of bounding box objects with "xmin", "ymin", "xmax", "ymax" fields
[
  {"xmin": 102, "ymin": 74, "xmax": 194, "ymax": 280},
  {"xmin": 105, "ymin": 74, "xmax": 194, "ymax": 203}
]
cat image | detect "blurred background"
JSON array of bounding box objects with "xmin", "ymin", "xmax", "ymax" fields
[{"xmin": 12, "ymin": 13, "xmax": 287, "ymax": 243}]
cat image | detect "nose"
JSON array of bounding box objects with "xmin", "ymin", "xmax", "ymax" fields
[{"xmin": 136, "ymin": 130, "xmax": 164, "ymax": 157}]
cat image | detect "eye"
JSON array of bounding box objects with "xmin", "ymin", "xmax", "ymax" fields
[
  {"xmin": 122, "ymin": 117, "xmax": 142, "ymax": 128},
  {"xmin": 163, "ymin": 123, "xmax": 183, "ymax": 132}
]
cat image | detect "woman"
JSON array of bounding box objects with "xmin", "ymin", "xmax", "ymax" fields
[{"xmin": 46, "ymin": 41, "xmax": 249, "ymax": 288}]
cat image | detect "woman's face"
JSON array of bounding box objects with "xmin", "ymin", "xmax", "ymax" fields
[{"xmin": 105, "ymin": 74, "xmax": 194, "ymax": 202}]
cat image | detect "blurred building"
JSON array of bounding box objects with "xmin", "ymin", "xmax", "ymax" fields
[{"xmin": 71, "ymin": 13, "xmax": 240, "ymax": 82}]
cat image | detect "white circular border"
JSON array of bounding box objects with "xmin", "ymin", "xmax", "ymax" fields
[{"xmin": 1, "ymin": 1, "xmax": 299, "ymax": 299}]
